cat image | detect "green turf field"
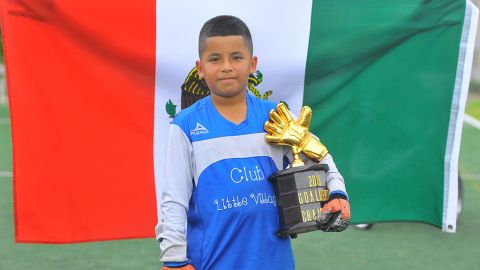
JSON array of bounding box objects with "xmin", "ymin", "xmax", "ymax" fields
[
  {"xmin": 466, "ymin": 92, "xmax": 480, "ymax": 119},
  {"xmin": 1, "ymin": 98, "xmax": 479, "ymax": 270}
]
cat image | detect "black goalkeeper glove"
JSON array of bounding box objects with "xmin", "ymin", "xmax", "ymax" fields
[{"xmin": 316, "ymin": 194, "xmax": 350, "ymax": 232}]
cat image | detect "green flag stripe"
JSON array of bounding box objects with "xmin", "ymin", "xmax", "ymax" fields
[{"xmin": 304, "ymin": 0, "xmax": 467, "ymax": 230}]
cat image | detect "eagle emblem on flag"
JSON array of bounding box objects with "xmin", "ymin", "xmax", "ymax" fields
[{"xmin": 165, "ymin": 67, "xmax": 273, "ymax": 119}]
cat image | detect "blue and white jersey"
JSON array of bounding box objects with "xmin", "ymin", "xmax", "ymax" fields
[{"xmin": 157, "ymin": 94, "xmax": 346, "ymax": 270}]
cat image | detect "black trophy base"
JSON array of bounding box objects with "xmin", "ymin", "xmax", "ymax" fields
[{"xmin": 269, "ymin": 163, "xmax": 329, "ymax": 238}]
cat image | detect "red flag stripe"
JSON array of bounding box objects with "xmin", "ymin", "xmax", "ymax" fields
[{"xmin": 1, "ymin": 0, "xmax": 157, "ymax": 243}]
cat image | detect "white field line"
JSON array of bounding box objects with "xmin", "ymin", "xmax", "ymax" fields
[
  {"xmin": 461, "ymin": 173, "xmax": 480, "ymax": 180},
  {"xmin": 462, "ymin": 114, "xmax": 480, "ymax": 181},
  {"xmin": 464, "ymin": 114, "xmax": 480, "ymax": 129},
  {"xmin": 0, "ymin": 171, "xmax": 12, "ymax": 178},
  {"xmin": 0, "ymin": 117, "xmax": 9, "ymax": 124}
]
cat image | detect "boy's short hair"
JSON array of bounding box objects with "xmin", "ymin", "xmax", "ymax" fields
[{"xmin": 198, "ymin": 15, "xmax": 253, "ymax": 56}]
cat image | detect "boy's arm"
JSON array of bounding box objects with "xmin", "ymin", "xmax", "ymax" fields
[
  {"xmin": 313, "ymin": 154, "xmax": 350, "ymax": 233},
  {"xmin": 317, "ymin": 154, "xmax": 347, "ymax": 198},
  {"xmin": 267, "ymin": 104, "xmax": 349, "ymax": 231},
  {"xmin": 156, "ymin": 124, "xmax": 194, "ymax": 264}
]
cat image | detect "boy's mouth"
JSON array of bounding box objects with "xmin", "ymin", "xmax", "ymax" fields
[{"xmin": 219, "ymin": 77, "xmax": 236, "ymax": 83}]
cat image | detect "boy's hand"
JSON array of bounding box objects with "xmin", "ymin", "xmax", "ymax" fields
[
  {"xmin": 316, "ymin": 198, "xmax": 350, "ymax": 232},
  {"xmin": 162, "ymin": 264, "xmax": 195, "ymax": 270},
  {"xmin": 264, "ymin": 103, "xmax": 328, "ymax": 162}
]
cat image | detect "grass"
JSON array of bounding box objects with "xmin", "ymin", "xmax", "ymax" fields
[
  {"xmin": 1, "ymin": 100, "xmax": 480, "ymax": 270},
  {"xmin": 294, "ymin": 119, "xmax": 480, "ymax": 270},
  {"xmin": 466, "ymin": 99, "xmax": 480, "ymax": 119},
  {"xmin": 465, "ymin": 92, "xmax": 480, "ymax": 119}
]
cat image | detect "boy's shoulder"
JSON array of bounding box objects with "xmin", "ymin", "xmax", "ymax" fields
[
  {"xmin": 247, "ymin": 93, "xmax": 277, "ymax": 112},
  {"xmin": 170, "ymin": 96, "xmax": 211, "ymax": 141},
  {"xmin": 170, "ymin": 94, "xmax": 278, "ymax": 141},
  {"xmin": 173, "ymin": 94, "xmax": 277, "ymax": 123},
  {"xmin": 172, "ymin": 96, "xmax": 210, "ymax": 125}
]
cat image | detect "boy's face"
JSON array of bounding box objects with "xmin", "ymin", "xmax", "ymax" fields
[{"xmin": 196, "ymin": 35, "xmax": 257, "ymax": 99}]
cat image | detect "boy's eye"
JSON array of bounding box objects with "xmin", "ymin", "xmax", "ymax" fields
[
  {"xmin": 208, "ymin": 57, "xmax": 219, "ymax": 63},
  {"xmin": 233, "ymin": 55, "xmax": 243, "ymax": 61}
]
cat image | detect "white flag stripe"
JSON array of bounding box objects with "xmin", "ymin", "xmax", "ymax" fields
[
  {"xmin": 443, "ymin": 1, "xmax": 478, "ymax": 233},
  {"xmin": 154, "ymin": 1, "xmax": 313, "ymax": 220}
]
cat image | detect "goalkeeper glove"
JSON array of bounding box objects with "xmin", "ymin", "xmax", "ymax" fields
[{"xmin": 316, "ymin": 193, "xmax": 350, "ymax": 232}]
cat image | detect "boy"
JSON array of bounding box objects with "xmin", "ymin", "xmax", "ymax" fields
[{"xmin": 157, "ymin": 15, "xmax": 350, "ymax": 270}]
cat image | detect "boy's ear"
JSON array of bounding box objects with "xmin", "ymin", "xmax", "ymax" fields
[
  {"xmin": 195, "ymin": 60, "xmax": 204, "ymax": 78},
  {"xmin": 249, "ymin": 56, "xmax": 258, "ymax": 73}
]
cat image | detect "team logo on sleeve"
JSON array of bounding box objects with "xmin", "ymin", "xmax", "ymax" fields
[{"xmin": 190, "ymin": 122, "xmax": 209, "ymax": 135}]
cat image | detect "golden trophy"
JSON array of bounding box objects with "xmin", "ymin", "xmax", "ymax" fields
[{"xmin": 265, "ymin": 103, "xmax": 331, "ymax": 237}]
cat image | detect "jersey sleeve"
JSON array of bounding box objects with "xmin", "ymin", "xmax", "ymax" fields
[
  {"xmin": 156, "ymin": 123, "xmax": 194, "ymax": 263},
  {"xmin": 317, "ymin": 154, "xmax": 348, "ymax": 198}
]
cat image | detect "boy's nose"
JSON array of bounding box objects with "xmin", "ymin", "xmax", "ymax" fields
[{"xmin": 221, "ymin": 60, "xmax": 233, "ymax": 72}]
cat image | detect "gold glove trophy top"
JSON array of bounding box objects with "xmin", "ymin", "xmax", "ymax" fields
[{"xmin": 265, "ymin": 103, "xmax": 337, "ymax": 238}]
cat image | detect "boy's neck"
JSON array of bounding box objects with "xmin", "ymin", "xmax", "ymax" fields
[{"xmin": 210, "ymin": 92, "xmax": 247, "ymax": 125}]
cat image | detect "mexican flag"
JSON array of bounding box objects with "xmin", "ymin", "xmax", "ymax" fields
[{"xmin": 0, "ymin": 0, "xmax": 476, "ymax": 243}]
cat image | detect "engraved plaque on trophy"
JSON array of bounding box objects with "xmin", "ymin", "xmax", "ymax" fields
[{"xmin": 268, "ymin": 163, "xmax": 329, "ymax": 238}]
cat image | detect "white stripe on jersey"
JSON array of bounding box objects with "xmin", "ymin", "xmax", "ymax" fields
[{"xmin": 192, "ymin": 133, "xmax": 285, "ymax": 184}]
